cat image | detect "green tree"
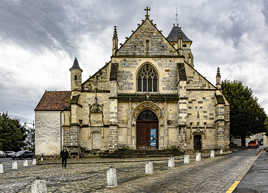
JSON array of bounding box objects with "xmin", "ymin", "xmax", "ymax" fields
[
  {"xmin": 265, "ymin": 117, "xmax": 268, "ymax": 136},
  {"xmin": 222, "ymin": 80, "xmax": 267, "ymax": 146},
  {"xmin": 0, "ymin": 113, "xmax": 26, "ymax": 151},
  {"xmin": 24, "ymin": 123, "xmax": 35, "ymax": 151}
]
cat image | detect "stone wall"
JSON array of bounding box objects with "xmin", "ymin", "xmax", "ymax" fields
[
  {"xmin": 35, "ymin": 111, "xmax": 62, "ymax": 156},
  {"xmin": 187, "ymin": 90, "xmax": 216, "ymax": 127},
  {"xmin": 112, "ymin": 57, "xmax": 184, "ymax": 94},
  {"xmin": 117, "ymin": 19, "xmax": 177, "ymax": 56}
]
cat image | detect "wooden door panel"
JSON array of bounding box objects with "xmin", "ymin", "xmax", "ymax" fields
[{"xmin": 136, "ymin": 121, "xmax": 158, "ymax": 149}]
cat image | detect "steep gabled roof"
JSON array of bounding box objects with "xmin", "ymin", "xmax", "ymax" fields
[
  {"xmin": 82, "ymin": 61, "xmax": 110, "ymax": 86},
  {"xmin": 115, "ymin": 18, "xmax": 179, "ymax": 56},
  {"xmin": 35, "ymin": 91, "xmax": 71, "ymax": 111},
  {"xmin": 167, "ymin": 25, "xmax": 192, "ymax": 42}
]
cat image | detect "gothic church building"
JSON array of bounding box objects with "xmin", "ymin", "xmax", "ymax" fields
[{"xmin": 35, "ymin": 8, "xmax": 230, "ymax": 156}]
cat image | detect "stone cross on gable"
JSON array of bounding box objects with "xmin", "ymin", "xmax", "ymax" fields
[{"xmin": 144, "ymin": 6, "xmax": 150, "ymax": 18}]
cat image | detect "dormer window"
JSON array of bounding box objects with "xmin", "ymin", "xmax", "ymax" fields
[{"xmin": 137, "ymin": 63, "xmax": 158, "ymax": 92}]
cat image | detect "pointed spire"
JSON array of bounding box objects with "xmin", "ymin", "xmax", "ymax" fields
[
  {"xmin": 70, "ymin": 57, "xmax": 82, "ymax": 71},
  {"xmin": 113, "ymin": 26, "xmax": 118, "ymax": 40},
  {"xmin": 216, "ymin": 67, "xmax": 221, "ymax": 90},
  {"xmin": 112, "ymin": 26, "xmax": 118, "ymax": 56},
  {"xmin": 217, "ymin": 67, "xmax": 221, "ymax": 77}
]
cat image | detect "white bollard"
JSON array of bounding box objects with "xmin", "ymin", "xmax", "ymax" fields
[
  {"xmin": 168, "ymin": 156, "xmax": 175, "ymax": 168},
  {"xmin": 23, "ymin": 160, "xmax": 28, "ymax": 167},
  {"xmin": 31, "ymin": 179, "xmax": 47, "ymax": 193},
  {"xmin": 196, "ymin": 152, "xmax": 201, "ymax": 161},
  {"xmin": 220, "ymin": 149, "xmax": 223, "ymax": 154},
  {"xmin": 12, "ymin": 161, "xmax": 18, "ymax": 169},
  {"xmin": 107, "ymin": 167, "xmax": 117, "ymax": 187},
  {"xmin": 0, "ymin": 164, "xmax": 4, "ymax": 174},
  {"xmin": 41, "ymin": 156, "xmax": 43, "ymax": 162},
  {"xmin": 184, "ymin": 155, "xmax": 190, "ymax": 164},
  {"xmin": 210, "ymin": 150, "xmax": 215, "ymax": 159},
  {"xmin": 32, "ymin": 159, "xmax": 37, "ymax": 165},
  {"xmin": 145, "ymin": 161, "xmax": 153, "ymax": 174}
]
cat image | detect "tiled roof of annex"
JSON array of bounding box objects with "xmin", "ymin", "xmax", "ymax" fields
[{"xmin": 35, "ymin": 91, "xmax": 71, "ymax": 111}]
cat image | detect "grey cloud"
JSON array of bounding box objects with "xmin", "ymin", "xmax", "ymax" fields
[
  {"xmin": 0, "ymin": 0, "xmax": 71, "ymax": 53},
  {"xmin": 0, "ymin": 0, "xmax": 146, "ymax": 56},
  {"xmin": 262, "ymin": 0, "xmax": 268, "ymax": 26},
  {"xmin": 1, "ymin": 0, "xmax": 268, "ymax": 121}
]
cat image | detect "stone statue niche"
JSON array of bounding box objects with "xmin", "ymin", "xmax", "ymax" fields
[{"xmin": 89, "ymin": 97, "xmax": 104, "ymax": 127}]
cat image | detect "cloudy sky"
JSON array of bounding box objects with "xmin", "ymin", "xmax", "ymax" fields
[{"xmin": 0, "ymin": 0, "xmax": 268, "ymax": 123}]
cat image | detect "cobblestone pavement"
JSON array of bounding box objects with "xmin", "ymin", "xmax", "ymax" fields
[
  {"xmin": 0, "ymin": 150, "xmax": 257, "ymax": 193},
  {"xmin": 97, "ymin": 149, "xmax": 258, "ymax": 193}
]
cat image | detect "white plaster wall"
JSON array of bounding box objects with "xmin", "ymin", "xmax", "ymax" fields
[{"xmin": 35, "ymin": 111, "xmax": 61, "ymax": 155}]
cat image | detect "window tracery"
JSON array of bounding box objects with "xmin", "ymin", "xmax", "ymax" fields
[{"xmin": 137, "ymin": 63, "xmax": 158, "ymax": 92}]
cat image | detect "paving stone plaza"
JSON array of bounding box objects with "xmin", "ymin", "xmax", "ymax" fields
[{"xmin": 0, "ymin": 149, "xmax": 259, "ymax": 193}]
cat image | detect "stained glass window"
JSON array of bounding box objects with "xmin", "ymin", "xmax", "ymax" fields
[{"xmin": 137, "ymin": 63, "xmax": 158, "ymax": 92}]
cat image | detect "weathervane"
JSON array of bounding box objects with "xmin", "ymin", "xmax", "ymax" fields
[
  {"xmin": 144, "ymin": 6, "xmax": 150, "ymax": 19},
  {"xmin": 176, "ymin": 7, "xmax": 178, "ymax": 25}
]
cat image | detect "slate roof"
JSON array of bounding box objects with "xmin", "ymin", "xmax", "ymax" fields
[
  {"xmin": 167, "ymin": 25, "xmax": 192, "ymax": 42},
  {"xmin": 69, "ymin": 57, "xmax": 82, "ymax": 71},
  {"xmin": 35, "ymin": 91, "xmax": 71, "ymax": 111}
]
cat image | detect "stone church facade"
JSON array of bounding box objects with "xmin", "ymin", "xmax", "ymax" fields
[{"xmin": 35, "ymin": 8, "xmax": 230, "ymax": 156}]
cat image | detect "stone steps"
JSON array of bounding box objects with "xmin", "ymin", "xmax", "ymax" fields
[{"xmin": 99, "ymin": 149, "xmax": 183, "ymax": 158}]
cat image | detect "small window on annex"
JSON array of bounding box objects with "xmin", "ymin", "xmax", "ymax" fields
[{"xmin": 137, "ymin": 63, "xmax": 158, "ymax": 92}]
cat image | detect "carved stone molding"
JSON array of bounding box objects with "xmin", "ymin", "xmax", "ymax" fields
[{"xmin": 132, "ymin": 101, "xmax": 163, "ymax": 123}]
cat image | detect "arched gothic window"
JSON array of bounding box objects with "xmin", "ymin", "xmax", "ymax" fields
[{"xmin": 137, "ymin": 63, "xmax": 158, "ymax": 92}]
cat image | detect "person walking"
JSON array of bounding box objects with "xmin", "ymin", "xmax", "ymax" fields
[{"xmin": 60, "ymin": 147, "xmax": 69, "ymax": 168}]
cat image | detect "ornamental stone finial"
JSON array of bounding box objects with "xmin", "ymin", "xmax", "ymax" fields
[{"xmin": 144, "ymin": 6, "xmax": 150, "ymax": 19}]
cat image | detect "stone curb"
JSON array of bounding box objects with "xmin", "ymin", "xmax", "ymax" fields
[{"xmin": 36, "ymin": 151, "xmax": 232, "ymax": 165}]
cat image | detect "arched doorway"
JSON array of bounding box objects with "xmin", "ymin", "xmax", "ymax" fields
[{"xmin": 136, "ymin": 110, "xmax": 159, "ymax": 150}]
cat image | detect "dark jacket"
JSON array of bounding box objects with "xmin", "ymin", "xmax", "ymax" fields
[{"xmin": 60, "ymin": 150, "xmax": 69, "ymax": 159}]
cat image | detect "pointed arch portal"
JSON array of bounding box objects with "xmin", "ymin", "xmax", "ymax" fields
[{"xmin": 136, "ymin": 110, "xmax": 159, "ymax": 150}]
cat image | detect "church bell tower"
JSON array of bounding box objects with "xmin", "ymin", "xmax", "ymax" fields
[{"xmin": 70, "ymin": 57, "xmax": 83, "ymax": 91}]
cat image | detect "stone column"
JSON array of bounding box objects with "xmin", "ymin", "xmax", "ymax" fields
[
  {"xmin": 109, "ymin": 80, "xmax": 118, "ymax": 151},
  {"xmin": 215, "ymin": 98, "xmax": 225, "ymax": 150},
  {"xmin": 177, "ymin": 64, "xmax": 188, "ymax": 149}
]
